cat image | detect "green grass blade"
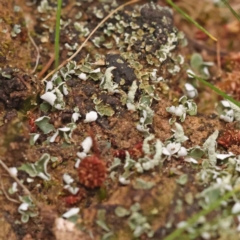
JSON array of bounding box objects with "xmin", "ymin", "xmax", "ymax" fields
[
  {"xmin": 166, "ymin": 0, "xmax": 217, "ymax": 41},
  {"xmin": 164, "ymin": 187, "xmax": 239, "ymax": 240},
  {"xmin": 189, "ymin": 73, "xmax": 240, "ymax": 108},
  {"xmin": 54, "ymin": 0, "xmax": 62, "ymax": 68},
  {"xmin": 221, "ymin": 0, "xmax": 240, "ymax": 21}
]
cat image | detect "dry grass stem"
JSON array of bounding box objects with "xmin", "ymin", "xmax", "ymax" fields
[
  {"xmin": 0, "ymin": 175, "xmax": 20, "ymax": 204},
  {"xmin": 41, "ymin": 0, "xmax": 142, "ymax": 83},
  {"xmin": 216, "ymin": 41, "xmax": 222, "ymax": 76},
  {"xmin": 38, "ymin": 53, "xmax": 55, "ymax": 79},
  {"xmin": 28, "ymin": 32, "xmax": 41, "ymax": 74},
  {"xmin": 0, "ymin": 160, "xmax": 31, "ymax": 196}
]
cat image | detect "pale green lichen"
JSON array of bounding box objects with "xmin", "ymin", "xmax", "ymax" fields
[
  {"xmin": 100, "ymin": 66, "xmax": 118, "ymax": 93},
  {"xmin": 133, "ymin": 178, "xmax": 155, "ymax": 190},
  {"xmin": 35, "ymin": 116, "xmax": 55, "ymax": 134},
  {"xmin": 94, "ymin": 100, "xmax": 115, "ymax": 117},
  {"xmin": 166, "ymin": 95, "xmax": 197, "ymax": 123},
  {"xmin": 203, "ymin": 130, "xmax": 219, "ymax": 166},
  {"xmin": 96, "ymin": 209, "xmax": 111, "ymax": 232},
  {"xmin": 11, "ymin": 24, "xmax": 21, "ymax": 37},
  {"xmin": 171, "ymin": 122, "xmax": 189, "ymax": 143},
  {"xmin": 18, "ymin": 153, "xmax": 51, "ymax": 181},
  {"xmin": 18, "ymin": 196, "xmax": 38, "ymax": 223}
]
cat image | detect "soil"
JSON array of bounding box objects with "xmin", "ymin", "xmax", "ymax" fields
[{"xmin": 1, "ymin": 0, "xmax": 240, "ymax": 240}]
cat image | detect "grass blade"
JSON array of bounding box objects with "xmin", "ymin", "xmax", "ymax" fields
[
  {"xmin": 221, "ymin": 0, "xmax": 240, "ymax": 21},
  {"xmin": 54, "ymin": 0, "xmax": 62, "ymax": 68},
  {"xmin": 166, "ymin": 0, "xmax": 217, "ymax": 41},
  {"xmin": 189, "ymin": 73, "xmax": 240, "ymax": 108},
  {"xmin": 164, "ymin": 187, "xmax": 240, "ymax": 240}
]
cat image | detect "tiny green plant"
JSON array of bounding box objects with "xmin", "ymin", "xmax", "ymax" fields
[
  {"xmin": 166, "ymin": 0, "xmax": 217, "ymax": 41},
  {"xmin": 221, "ymin": 0, "xmax": 240, "ymax": 21},
  {"xmin": 54, "ymin": 0, "xmax": 62, "ymax": 68},
  {"xmin": 190, "ymin": 73, "xmax": 240, "ymax": 108},
  {"xmin": 164, "ymin": 187, "xmax": 240, "ymax": 240}
]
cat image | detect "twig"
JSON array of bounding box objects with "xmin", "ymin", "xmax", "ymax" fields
[
  {"xmin": 0, "ymin": 160, "xmax": 31, "ymax": 196},
  {"xmin": 216, "ymin": 41, "xmax": 222, "ymax": 76},
  {"xmin": 28, "ymin": 32, "xmax": 41, "ymax": 74},
  {"xmin": 0, "ymin": 175, "xmax": 20, "ymax": 204},
  {"xmin": 41, "ymin": 0, "xmax": 141, "ymax": 83},
  {"xmin": 38, "ymin": 53, "xmax": 55, "ymax": 79},
  {"xmin": 18, "ymin": 75, "xmax": 32, "ymax": 91}
]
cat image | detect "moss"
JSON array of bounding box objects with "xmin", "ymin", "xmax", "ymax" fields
[
  {"xmin": 2, "ymin": 118, "xmax": 24, "ymax": 147},
  {"xmin": 42, "ymin": 179, "xmax": 58, "ymax": 190}
]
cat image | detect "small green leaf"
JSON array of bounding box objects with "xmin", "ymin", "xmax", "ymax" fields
[
  {"xmin": 50, "ymin": 156, "xmax": 58, "ymax": 162},
  {"xmin": 89, "ymin": 71, "xmax": 103, "ymax": 81},
  {"xmin": 19, "ymin": 153, "xmax": 51, "ymax": 180},
  {"xmin": 35, "ymin": 116, "xmax": 55, "ymax": 134},
  {"xmin": 34, "ymin": 153, "xmax": 51, "ymax": 180},
  {"xmin": 176, "ymin": 174, "xmax": 188, "ymax": 185},
  {"xmin": 80, "ymin": 62, "xmax": 92, "ymax": 73},
  {"xmin": 40, "ymin": 102, "xmax": 51, "ymax": 113},
  {"xmin": 96, "ymin": 209, "xmax": 110, "ymax": 232},
  {"xmin": 95, "ymin": 102, "xmax": 115, "ymax": 116},
  {"xmin": 29, "ymin": 133, "xmax": 40, "ymax": 146},
  {"xmin": 188, "ymin": 147, "xmax": 205, "ymax": 159},
  {"xmin": 115, "ymin": 206, "xmax": 130, "ymax": 217},
  {"xmin": 130, "ymin": 203, "xmax": 141, "ymax": 212},
  {"xmin": 18, "ymin": 163, "xmax": 37, "ymax": 177},
  {"xmin": 21, "ymin": 214, "xmax": 29, "ymax": 223},
  {"xmin": 133, "ymin": 178, "xmax": 155, "ymax": 190},
  {"xmin": 20, "ymin": 195, "xmax": 33, "ymax": 205},
  {"xmin": 190, "ymin": 53, "xmax": 203, "ymax": 71},
  {"xmin": 186, "ymin": 102, "xmax": 197, "ymax": 115},
  {"xmin": 29, "ymin": 211, "xmax": 38, "ymax": 218},
  {"xmin": 185, "ymin": 192, "xmax": 194, "ymax": 205},
  {"xmin": 108, "ymin": 158, "xmax": 121, "ymax": 171},
  {"xmin": 102, "ymin": 232, "xmax": 114, "ymax": 240}
]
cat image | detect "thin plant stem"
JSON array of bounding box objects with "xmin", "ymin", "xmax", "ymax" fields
[
  {"xmin": 38, "ymin": 53, "xmax": 55, "ymax": 79},
  {"xmin": 166, "ymin": 0, "xmax": 217, "ymax": 42},
  {"xmin": 41, "ymin": 0, "xmax": 141, "ymax": 83},
  {"xmin": 221, "ymin": 0, "xmax": 240, "ymax": 21},
  {"xmin": 28, "ymin": 32, "xmax": 40, "ymax": 74},
  {"xmin": 55, "ymin": 0, "xmax": 62, "ymax": 68},
  {"xmin": 0, "ymin": 160, "xmax": 31, "ymax": 196},
  {"xmin": 164, "ymin": 187, "xmax": 240, "ymax": 240},
  {"xmin": 189, "ymin": 73, "xmax": 240, "ymax": 108},
  {"xmin": 216, "ymin": 41, "xmax": 222, "ymax": 75},
  {"xmin": 0, "ymin": 175, "xmax": 20, "ymax": 204}
]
